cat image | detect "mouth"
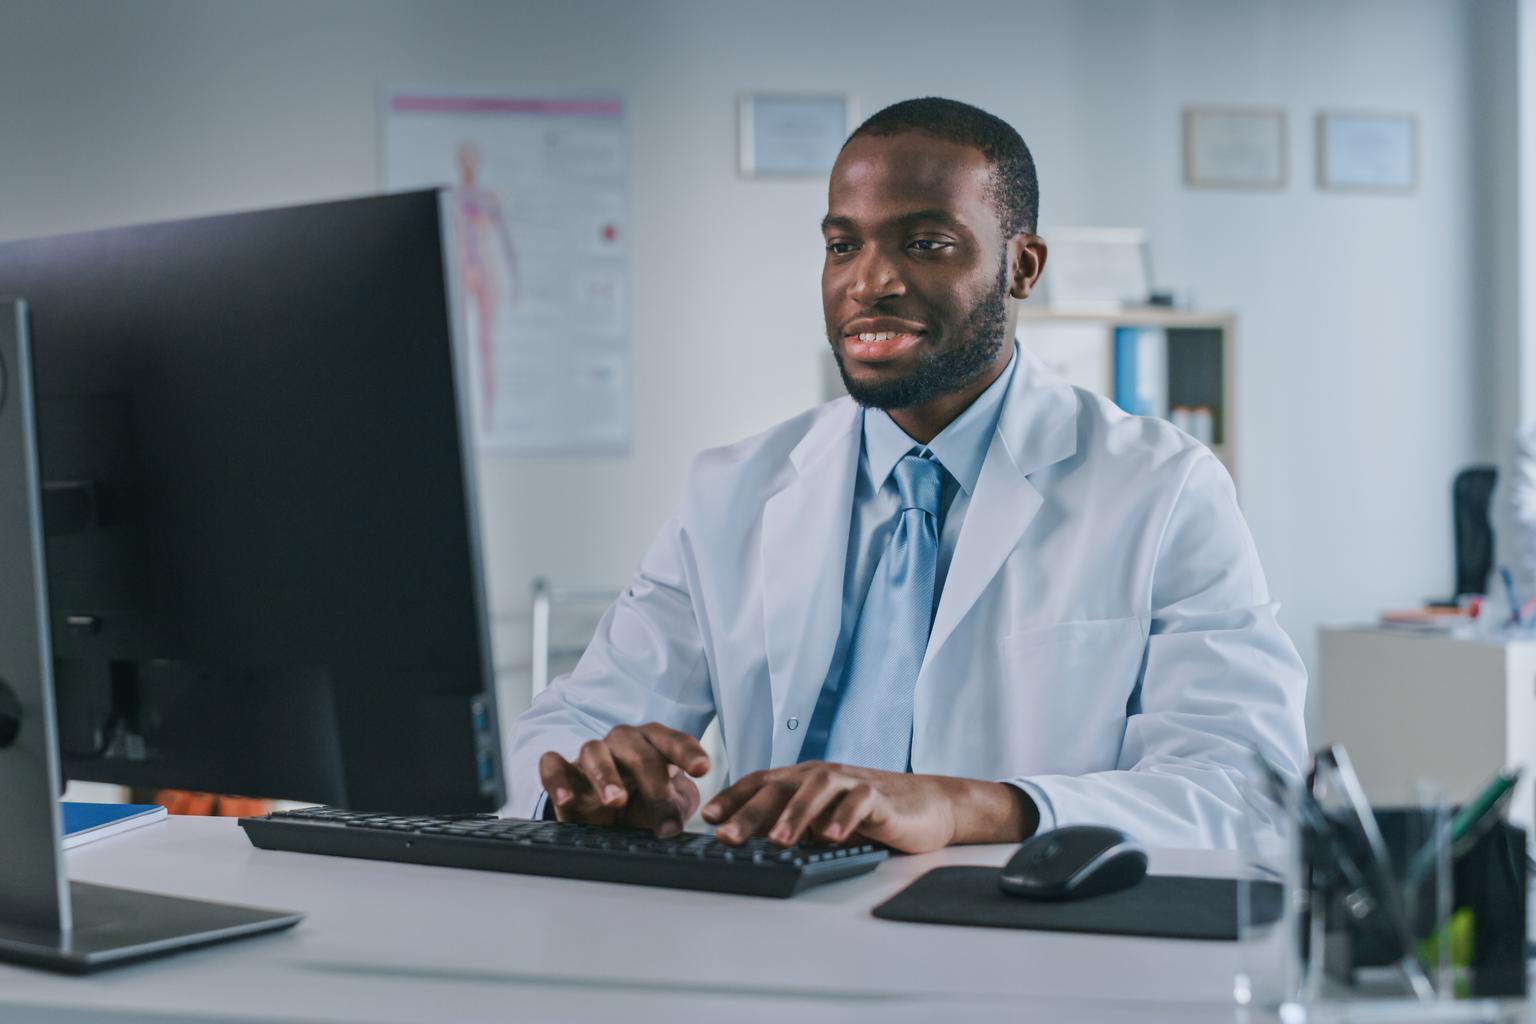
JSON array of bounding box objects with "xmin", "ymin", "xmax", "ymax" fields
[{"xmin": 840, "ymin": 318, "xmax": 927, "ymax": 363}]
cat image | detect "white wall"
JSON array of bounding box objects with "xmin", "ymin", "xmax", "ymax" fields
[
  {"xmin": 1522, "ymin": 0, "xmax": 1536, "ymax": 425},
  {"xmin": 1478, "ymin": 0, "xmax": 1521, "ymax": 460},
  {"xmin": 0, "ymin": 0, "xmax": 1508, "ymax": 725}
]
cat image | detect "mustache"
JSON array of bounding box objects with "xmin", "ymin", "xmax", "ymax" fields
[{"xmin": 842, "ymin": 307, "xmax": 920, "ymax": 321}]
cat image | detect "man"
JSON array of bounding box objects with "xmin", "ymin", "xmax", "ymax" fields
[{"xmin": 506, "ymin": 98, "xmax": 1307, "ymax": 852}]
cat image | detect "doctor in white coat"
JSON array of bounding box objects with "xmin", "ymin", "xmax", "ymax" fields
[{"xmin": 507, "ymin": 98, "xmax": 1308, "ymax": 852}]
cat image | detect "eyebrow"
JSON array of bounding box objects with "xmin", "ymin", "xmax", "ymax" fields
[
  {"xmin": 894, "ymin": 208, "xmax": 966, "ymax": 230},
  {"xmin": 820, "ymin": 209, "xmax": 969, "ymax": 233}
]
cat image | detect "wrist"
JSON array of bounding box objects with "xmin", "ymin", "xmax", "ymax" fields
[{"xmin": 940, "ymin": 777, "xmax": 1038, "ymax": 846}]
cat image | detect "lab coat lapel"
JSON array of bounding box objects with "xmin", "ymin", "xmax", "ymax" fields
[
  {"xmin": 921, "ymin": 349, "xmax": 1079, "ymax": 673},
  {"xmin": 761, "ymin": 401, "xmax": 861, "ymax": 765}
]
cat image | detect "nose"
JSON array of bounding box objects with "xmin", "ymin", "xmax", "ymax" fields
[{"xmin": 846, "ymin": 246, "xmax": 907, "ymax": 306}]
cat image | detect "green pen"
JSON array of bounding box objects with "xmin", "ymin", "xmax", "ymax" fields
[{"xmin": 1405, "ymin": 767, "xmax": 1521, "ymax": 890}]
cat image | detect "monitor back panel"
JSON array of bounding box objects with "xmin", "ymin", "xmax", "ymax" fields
[{"xmin": 0, "ymin": 190, "xmax": 502, "ymax": 813}]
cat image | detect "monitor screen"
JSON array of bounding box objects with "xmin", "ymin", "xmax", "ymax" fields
[{"xmin": 0, "ymin": 189, "xmax": 503, "ymax": 814}]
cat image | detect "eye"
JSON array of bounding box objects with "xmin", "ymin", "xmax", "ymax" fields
[
  {"xmin": 910, "ymin": 238, "xmax": 952, "ymax": 253},
  {"xmin": 825, "ymin": 240, "xmax": 857, "ymax": 256}
]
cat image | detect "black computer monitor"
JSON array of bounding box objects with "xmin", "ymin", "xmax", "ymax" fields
[{"xmin": 0, "ymin": 189, "xmax": 503, "ymax": 814}]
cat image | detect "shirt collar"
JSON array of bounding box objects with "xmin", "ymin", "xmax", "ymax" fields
[{"xmin": 861, "ymin": 342, "xmax": 1018, "ymax": 496}]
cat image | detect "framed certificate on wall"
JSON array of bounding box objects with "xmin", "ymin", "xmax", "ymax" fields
[
  {"xmin": 1183, "ymin": 107, "xmax": 1287, "ymax": 190},
  {"xmin": 738, "ymin": 94, "xmax": 854, "ymax": 177},
  {"xmin": 1317, "ymin": 111, "xmax": 1417, "ymax": 193}
]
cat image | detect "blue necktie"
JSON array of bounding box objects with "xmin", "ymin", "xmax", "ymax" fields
[{"xmin": 818, "ymin": 451, "xmax": 945, "ymax": 771}]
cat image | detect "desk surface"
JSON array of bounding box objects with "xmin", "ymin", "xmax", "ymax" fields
[{"xmin": 1, "ymin": 818, "xmax": 1266, "ymax": 1023}]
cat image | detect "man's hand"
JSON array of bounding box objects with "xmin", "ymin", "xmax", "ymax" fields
[
  {"xmin": 701, "ymin": 762, "xmax": 1038, "ymax": 854},
  {"xmin": 538, "ymin": 723, "xmax": 709, "ymax": 838}
]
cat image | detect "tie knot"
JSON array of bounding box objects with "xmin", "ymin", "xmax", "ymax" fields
[{"xmin": 893, "ymin": 452, "xmax": 944, "ymax": 517}]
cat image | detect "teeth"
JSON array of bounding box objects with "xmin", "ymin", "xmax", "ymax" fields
[{"xmin": 856, "ymin": 331, "xmax": 900, "ymax": 342}]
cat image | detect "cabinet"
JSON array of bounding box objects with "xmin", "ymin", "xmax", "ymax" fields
[
  {"xmin": 1015, "ymin": 306, "xmax": 1237, "ymax": 480},
  {"xmin": 1317, "ymin": 625, "xmax": 1536, "ymax": 838}
]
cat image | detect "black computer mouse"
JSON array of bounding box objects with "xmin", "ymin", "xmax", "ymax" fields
[{"xmin": 998, "ymin": 824, "xmax": 1148, "ymax": 901}]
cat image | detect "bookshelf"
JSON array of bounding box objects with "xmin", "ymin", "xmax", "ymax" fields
[{"xmin": 1015, "ymin": 306, "xmax": 1237, "ymax": 481}]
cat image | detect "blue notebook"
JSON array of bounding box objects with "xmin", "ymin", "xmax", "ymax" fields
[{"xmin": 61, "ymin": 802, "xmax": 167, "ymax": 849}]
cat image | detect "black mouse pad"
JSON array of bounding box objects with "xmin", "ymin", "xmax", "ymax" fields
[{"xmin": 871, "ymin": 868, "xmax": 1283, "ymax": 941}]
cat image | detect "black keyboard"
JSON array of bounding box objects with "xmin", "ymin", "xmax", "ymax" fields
[{"xmin": 238, "ymin": 806, "xmax": 888, "ymax": 898}]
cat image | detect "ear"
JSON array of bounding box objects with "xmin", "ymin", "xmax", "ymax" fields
[{"xmin": 1008, "ymin": 234, "xmax": 1048, "ymax": 300}]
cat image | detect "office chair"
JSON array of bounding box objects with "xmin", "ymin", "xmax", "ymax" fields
[{"xmin": 1453, "ymin": 465, "xmax": 1497, "ymax": 598}]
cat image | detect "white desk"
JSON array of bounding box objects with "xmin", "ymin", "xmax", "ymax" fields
[
  {"xmin": 0, "ymin": 818, "xmax": 1261, "ymax": 1024},
  {"xmin": 1318, "ymin": 625, "xmax": 1536, "ymax": 836}
]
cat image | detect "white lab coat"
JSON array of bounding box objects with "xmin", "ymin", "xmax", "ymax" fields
[
  {"xmin": 1497, "ymin": 422, "xmax": 1536, "ymax": 602},
  {"xmin": 505, "ymin": 349, "xmax": 1308, "ymax": 849}
]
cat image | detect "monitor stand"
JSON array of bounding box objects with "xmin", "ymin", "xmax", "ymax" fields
[{"xmin": 0, "ymin": 299, "xmax": 303, "ymax": 973}]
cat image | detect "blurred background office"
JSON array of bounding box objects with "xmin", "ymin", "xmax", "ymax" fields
[{"xmin": 1, "ymin": 0, "xmax": 1530, "ymax": 743}]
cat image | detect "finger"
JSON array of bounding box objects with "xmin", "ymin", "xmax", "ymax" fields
[
  {"xmin": 667, "ymin": 767, "xmax": 702, "ymax": 821},
  {"xmin": 639, "ymin": 723, "xmax": 711, "ymax": 777},
  {"xmin": 539, "ymin": 751, "xmax": 609, "ymax": 822},
  {"xmin": 575, "ymin": 740, "xmax": 629, "ymax": 809},
  {"xmin": 767, "ymin": 768, "xmax": 849, "ymax": 846},
  {"xmin": 819, "ymin": 783, "xmax": 880, "ymax": 844},
  {"xmin": 538, "ymin": 751, "xmax": 585, "ymax": 810},
  {"xmin": 607, "ymin": 727, "xmax": 688, "ymax": 836},
  {"xmin": 715, "ymin": 781, "xmax": 793, "ymax": 845},
  {"xmin": 805, "ymin": 801, "xmax": 841, "ymax": 841},
  {"xmin": 701, "ymin": 771, "xmax": 767, "ymax": 825}
]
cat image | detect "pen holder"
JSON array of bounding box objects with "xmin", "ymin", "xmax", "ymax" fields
[
  {"xmin": 1330, "ymin": 811, "xmax": 1527, "ymax": 999},
  {"xmin": 1313, "ymin": 795, "xmax": 1453, "ymax": 1002}
]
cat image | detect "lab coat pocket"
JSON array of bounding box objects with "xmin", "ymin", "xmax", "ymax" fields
[{"xmin": 992, "ymin": 617, "xmax": 1144, "ymax": 773}]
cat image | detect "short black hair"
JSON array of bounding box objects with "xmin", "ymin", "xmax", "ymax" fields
[{"xmin": 846, "ymin": 97, "xmax": 1039, "ymax": 237}]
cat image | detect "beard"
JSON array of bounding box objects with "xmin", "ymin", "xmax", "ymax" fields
[{"xmin": 827, "ymin": 261, "xmax": 1011, "ymax": 411}]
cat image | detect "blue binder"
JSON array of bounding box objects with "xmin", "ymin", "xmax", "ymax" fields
[
  {"xmin": 1112, "ymin": 326, "xmax": 1141, "ymax": 414},
  {"xmin": 61, "ymin": 802, "xmax": 167, "ymax": 849}
]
